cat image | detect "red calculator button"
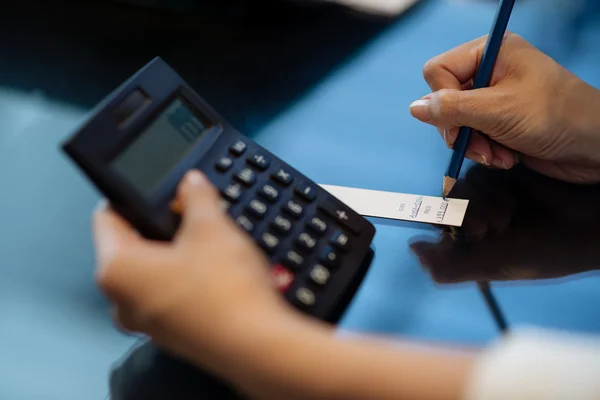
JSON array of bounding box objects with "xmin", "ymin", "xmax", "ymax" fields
[{"xmin": 271, "ymin": 264, "xmax": 294, "ymax": 293}]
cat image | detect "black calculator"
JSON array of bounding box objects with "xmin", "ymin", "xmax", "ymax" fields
[{"xmin": 61, "ymin": 57, "xmax": 376, "ymax": 323}]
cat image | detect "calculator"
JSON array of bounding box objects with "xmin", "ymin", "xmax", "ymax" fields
[{"xmin": 61, "ymin": 57, "xmax": 376, "ymax": 323}]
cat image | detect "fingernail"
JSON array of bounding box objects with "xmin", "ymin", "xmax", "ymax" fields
[
  {"xmin": 185, "ymin": 170, "xmax": 204, "ymax": 186},
  {"xmin": 409, "ymin": 99, "xmax": 432, "ymax": 122},
  {"xmin": 513, "ymin": 152, "xmax": 521, "ymax": 165},
  {"xmin": 443, "ymin": 129, "xmax": 448, "ymax": 142},
  {"xmin": 492, "ymin": 158, "xmax": 509, "ymax": 169},
  {"xmin": 466, "ymin": 151, "xmax": 489, "ymax": 165}
]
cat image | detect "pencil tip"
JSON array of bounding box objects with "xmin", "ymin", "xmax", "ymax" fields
[{"xmin": 442, "ymin": 176, "xmax": 457, "ymax": 198}]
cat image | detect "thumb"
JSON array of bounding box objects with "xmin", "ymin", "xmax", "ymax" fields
[
  {"xmin": 92, "ymin": 202, "xmax": 170, "ymax": 306},
  {"xmin": 174, "ymin": 169, "xmax": 223, "ymax": 239},
  {"xmin": 410, "ymin": 88, "xmax": 505, "ymax": 134}
]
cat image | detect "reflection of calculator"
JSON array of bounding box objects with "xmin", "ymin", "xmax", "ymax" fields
[{"xmin": 62, "ymin": 57, "xmax": 376, "ymax": 323}]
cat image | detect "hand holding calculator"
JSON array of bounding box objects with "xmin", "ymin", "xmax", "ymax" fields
[{"xmin": 62, "ymin": 58, "xmax": 377, "ymax": 393}]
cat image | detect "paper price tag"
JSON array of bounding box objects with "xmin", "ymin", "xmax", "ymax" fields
[{"xmin": 319, "ymin": 185, "xmax": 469, "ymax": 227}]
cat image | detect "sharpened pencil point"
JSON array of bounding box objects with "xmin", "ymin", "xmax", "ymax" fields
[{"xmin": 442, "ymin": 176, "xmax": 456, "ymax": 199}]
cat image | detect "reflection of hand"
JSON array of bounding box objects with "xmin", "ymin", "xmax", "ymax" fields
[
  {"xmin": 410, "ymin": 164, "xmax": 600, "ymax": 283},
  {"xmin": 410, "ymin": 33, "xmax": 600, "ymax": 183}
]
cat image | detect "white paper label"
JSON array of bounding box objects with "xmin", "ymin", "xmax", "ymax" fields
[{"xmin": 319, "ymin": 185, "xmax": 469, "ymax": 227}]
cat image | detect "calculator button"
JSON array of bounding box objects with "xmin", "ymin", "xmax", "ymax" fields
[
  {"xmin": 329, "ymin": 230, "xmax": 350, "ymax": 251},
  {"xmin": 271, "ymin": 215, "xmax": 292, "ymax": 235},
  {"xmin": 258, "ymin": 184, "xmax": 279, "ymax": 203},
  {"xmin": 295, "ymin": 183, "xmax": 317, "ymax": 202},
  {"xmin": 319, "ymin": 246, "xmax": 341, "ymax": 268},
  {"xmin": 235, "ymin": 168, "xmax": 256, "ymax": 186},
  {"xmin": 294, "ymin": 287, "xmax": 316, "ymax": 308},
  {"xmin": 235, "ymin": 215, "xmax": 254, "ymax": 233},
  {"xmin": 283, "ymin": 250, "xmax": 304, "ymax": 270},
  {"xmin": 259, "ymin": 232, "xmax": 280, "ymax": 253},
  {"xmin": 296, "ymin": 232, "xmax": 317, "ymax": 252},
  {"xmin": 283, "ymin": 200, "xmax": 303, "ymax": 219},
  {"xmin": 222, "ymin": 183, "xmax": 243, "ymax": 202},
  {"xmin": 229, "ymin": 140, "xmax": 247, "ymax": 156},
  {"xmin": 216, "ymin": 156, "xmax": 233, "ymax": 172},
  {"xmin": 247, "ymin": 152, "xmax": 270, "ymax": 170},
  {"xmin": 272, "ymin": 168, "xmax": 293, "ymax": 186},
  {"xmin": 318, "ymin": 199, "xmax": 362, "ymax": 234},
  {"xmin": 271, "ymin": 265, "xmax": 294, "ymax": 293},
  {"xmin": 247, "ymin": 199, "xmax": 268, "ymax": 219},
  {"xmin": 220, "ymin": 199, "xmax": 232, "ymax": 211},
  {"xmin": 309, "ymin": 264, "xmax": 331, "ymax": 287},
  {"xmin": 307, "ymin": 216, "xmax": 327, "ymax": 235}
]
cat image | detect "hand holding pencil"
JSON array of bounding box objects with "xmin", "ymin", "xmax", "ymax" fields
[{"xmin": 410, "ymin": 28, "xmax": 600, "ymax": 190}]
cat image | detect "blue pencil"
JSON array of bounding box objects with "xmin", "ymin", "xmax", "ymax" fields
[{"xmin": 442, "ymin": 0, "xmax": 517, "ymax": 198}]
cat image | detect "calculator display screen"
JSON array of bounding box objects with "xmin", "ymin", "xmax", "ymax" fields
[{"xmin": 111, "ymin": 98, "xmax": 210, "ymax": 196}]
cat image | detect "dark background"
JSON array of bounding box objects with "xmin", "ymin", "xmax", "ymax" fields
[{"xmin": 0, "ymin": 0, "xmax": 406, "ymax": 135}]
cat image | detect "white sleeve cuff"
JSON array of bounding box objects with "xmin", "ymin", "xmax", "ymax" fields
[{"xmin": 463, "ymin": 327, "xmax": 600, "ymax": 400}]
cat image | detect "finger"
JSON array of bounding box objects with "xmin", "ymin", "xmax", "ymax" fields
[
  {"xmin": 93, "ymin": 203, "xmax": 170, "ymax": 305},
  {"xmin": 175, "ymin": 169, "xmax": 222, "ymax": 239},
  {"xmin": 423, "ymin": 35, "xmax": 489, "ymax": 92},
  {"xmin": 410, "ymin": 88, "xmax": 508, "ymax": 135},
  {"xmin": 423, "ymin": 32, "xmax": 517, "ymax": 93},
  {"xmin": 490, "ymin": 142, "xmax": 519, "ymax": 170},
  {"xmin": 466, "ymin": 132, "xmax": 493, "ymax": 166},
  {"xmin": 440, "ymin": 129, "xmax": 494, "ymax": 166},
  {"xmin": 438, "ymin": 127, "xmax": 459, "ymax": 149},
  {"xmin": 92, "ymin": 202, "xmax": 141, "ymax": 267}
]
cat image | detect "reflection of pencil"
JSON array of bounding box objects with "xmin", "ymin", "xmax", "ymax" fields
[
  {"xmin": 478, "ymin": 282, "xmax": 509, "ymax": 333},
  {"xmin": 446, "ymin": 227, "xmax": 509, "ymax": 333},
  {"xmin": 442, "ymin": 0, "xmax": 516, "ymax": 198},
  {"xmin": 449, "ymin": 226, "xmax": 458, "ymax": 241}
]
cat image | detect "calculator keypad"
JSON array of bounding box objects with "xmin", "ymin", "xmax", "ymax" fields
[
  {"xmin": 229, "ymin": 140, "xmax": 247, "ymax": 156},
  {"xmin": 259, "ymin": 232, "xmax": 280, "ymax": 253},
  {"xmin": 247, "ymin": 199, "xmax": 268, "ymax": 219},
  {"xmin": 307, "ymin": 216, "xmax": 327, "ymax": 235},
  {"xmin": 258, "ymin": 184, "xmax": 279, "ymax": 203},
  {"xmin": 319, "ymin": 246, "xmax": 341, "ymax": 268},
  {"xmin": 212, "ymin": 138, "xmax": 371, "ymax": 317},
  {"xmin": 216, "ymin": 156, "xmax": 233, "ymax": 172},
  {"xmin": 248, "ymin": 152, "xmax": 270, "ymax": 170},
  {"xmin": 309, "ymin": 264, "xmax": 330, "ymax": 287},
  {"xmin": 318, "ymin": 198, "xmax": 362, "ymax": 234},
  {"xmin": 296, "ymin": 232, "xmax": 317, "ymax": 252},
  {"xmin": 271, "ymin": 215, "xmax": 292, "ymax": 235},
  {"xmin": 272, "ymin": 265, "xmax": 294, "ymax": 293},
  {"xmin": 236, "ymin": 215, "xmax": 254, "ymax": 233},
  {"xmin": 272, "ymin": 168, "xmax": 294, "ymax": 186},
  {"xmin": 283, "ymin": 200, "xmax": 303, "ymax": 219},
  {"xmin": 295, "ymin": 183, "xmax": 317, "ymax": 202},
  {"xmin": 235, "ymin": 168, "xmax": 256, "ymax": 186},
  {"xmin": 284, "ymin": 250, "xmax": 305, "ymax": 270},
  {"xmin": 222, "ymin": 183, "xmax": 243, "ymax": 202},
  {"xmin": 329, "ymin": 230, "xmax": 350, "ymax": 251}
]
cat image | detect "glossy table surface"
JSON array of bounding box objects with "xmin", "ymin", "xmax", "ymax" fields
[{"xmin": 2, "ymin": 0, "xmax": 600, "ymax": 399}]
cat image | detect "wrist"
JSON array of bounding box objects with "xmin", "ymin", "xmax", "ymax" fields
[
  {"xmin": 564, "ymin": 77, "xmax": 600, "ymax": 165},
  {"xmin": 217, "ymin": 304, "xmax": 340, "ymax": 397}
]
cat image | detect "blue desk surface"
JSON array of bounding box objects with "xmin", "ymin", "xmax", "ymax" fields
[{"xmin": 2, "ymin": 0, "xmax": 600, "ymax": 399}]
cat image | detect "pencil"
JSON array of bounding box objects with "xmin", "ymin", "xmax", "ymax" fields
[{"xmin": 442, "ymin": 0, "xmax": 517, "ymax": 198}]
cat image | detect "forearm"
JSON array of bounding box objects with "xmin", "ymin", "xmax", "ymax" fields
[{"xmin": 213, "ymin": 311, "xmax": 477, "ymax": 400}]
